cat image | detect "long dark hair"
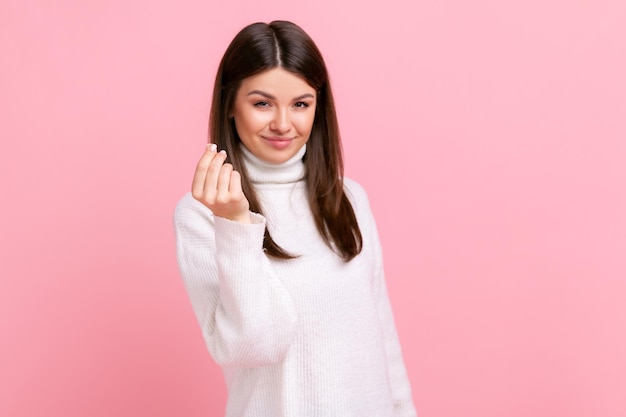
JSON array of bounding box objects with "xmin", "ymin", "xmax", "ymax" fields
[{"xmin": 209, "ymin": 20, "xmax": 362, "ymax": 261}]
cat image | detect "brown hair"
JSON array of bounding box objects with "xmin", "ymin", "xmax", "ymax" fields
[{"xmin": 209, "ymin": 20, "xmax": 362, "ymax": 261}]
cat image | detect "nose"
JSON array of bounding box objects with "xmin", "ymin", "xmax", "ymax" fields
[{"xmin": 269, "ymin": 108, "xmax": 290, "ymax": 134}]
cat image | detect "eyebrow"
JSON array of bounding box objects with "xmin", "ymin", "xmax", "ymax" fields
[{"xmin": 246, "ymin": 90, "xmax": 315, "ymax": 101}]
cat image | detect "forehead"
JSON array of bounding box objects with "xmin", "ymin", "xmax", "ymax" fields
[{"xmin": 238, "ymin": 67, "xmax": 316, "ymax": 97}]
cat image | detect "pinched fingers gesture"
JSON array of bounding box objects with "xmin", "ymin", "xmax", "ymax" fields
[{"xmin": 191, "ymin": 144, "xmax": 251, "ymax": 223}]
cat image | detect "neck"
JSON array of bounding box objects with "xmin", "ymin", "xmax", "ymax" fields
[{"xmin": 240, "ymin": 144, "xmax": 307, "ymax": 185}]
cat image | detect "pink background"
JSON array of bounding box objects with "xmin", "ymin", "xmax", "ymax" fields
[{"xmin": 1, "ymin": 0, "xmax": 625, "ymax": 416}]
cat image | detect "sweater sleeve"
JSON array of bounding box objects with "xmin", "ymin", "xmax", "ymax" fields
[
  {"xmin": 345, "ymin": 180, "xmax": 418, "ymax": 417},
  {"xmin": 174, "ymin": 193, "xmax": 298, "ymax": 367}
]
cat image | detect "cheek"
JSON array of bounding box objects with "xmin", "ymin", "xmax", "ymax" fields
[
  {"xmin": 295, "ymin": 112, "xmax": 316, "ymax": 133},
  {"xmin": 235, "ymin": 110, "xmax": 270, "ymax": 135}
]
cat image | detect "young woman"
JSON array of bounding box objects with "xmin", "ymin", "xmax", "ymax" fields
[{"xmin": 174, "ymin": 20, "xmax": 417, "ymax": 417}]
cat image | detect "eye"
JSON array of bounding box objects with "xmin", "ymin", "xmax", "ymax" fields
[
  {"xmin": 254, "ymin": 101, "xmax": 270, "ymax": 108},
  {"xmin": 294, "ymin": 102, "xmax": 310, "ymax": 108}
]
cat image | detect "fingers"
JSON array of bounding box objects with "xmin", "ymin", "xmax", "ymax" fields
[
  {"xmin": 190, "ymin": 143, "xmax": 249, "ymax": 222},
  {"xmin": 191, "ymin": 144, "xmax": 246, "ymax": 208},
  {"xmin": 229, "ymin": 169, "xmax": 243, "ymax": 195},
  {"xmin": 191, "ymin": 144, "xmax": 218, "ymax": 198},
  {"xmin": 203, "ymin": 150, "xmax": 228, "ymax": 195},
  {"xmin": 216, "ymin": 162, "xmax": 234, "ymax": 202}
]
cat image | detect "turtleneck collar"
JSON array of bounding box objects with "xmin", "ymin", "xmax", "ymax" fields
[{"xmin": 240, "ymin": 143, "xmax": 307, "ymax": 185}]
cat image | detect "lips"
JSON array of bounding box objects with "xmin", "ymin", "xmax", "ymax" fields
[{"xmin": 263, "ymin": 136, "xmax": 294, "ymax": 150}]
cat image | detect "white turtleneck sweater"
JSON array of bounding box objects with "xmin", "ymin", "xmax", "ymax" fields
[{"xmin": 174, "ymin": 145, "xmax": 417, "ymax": 417}]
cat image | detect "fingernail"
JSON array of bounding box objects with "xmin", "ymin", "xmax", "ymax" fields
[
  {"xmin": 208, "ymin": 143, "xmax": 217, "ymax": 152},
  {"xmin": 219, "ymin": 150, "xmax": 226, "ymax": 155}
]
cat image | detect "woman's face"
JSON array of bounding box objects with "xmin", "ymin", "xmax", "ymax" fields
[{"xmin": 231, "ymin": 67, "xmax": 317, "ymax": 164}]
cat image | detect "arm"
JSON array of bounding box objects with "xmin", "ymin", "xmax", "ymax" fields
[
  {"xmin": 174, "ymin": 144, "xmax": 297, "ymax": 367},
  {"xmin": 174, "ymin": 194, "xmax": 297, "ymax": 367},
  {"xmin": 371, "ymin": 254, "xmax": 418, "ymax": 417},
  {"xmin": 346, "ymin": 180, "xmax": 418, "ymax": 416}
]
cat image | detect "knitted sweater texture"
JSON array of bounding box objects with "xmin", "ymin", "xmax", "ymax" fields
[{"xmin": 174, "ymin": 145, "xmax": 417, "ymax": 417}]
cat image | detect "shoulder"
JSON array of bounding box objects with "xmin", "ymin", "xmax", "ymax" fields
[
  {"xmin": 343, "ymin": 177, "xmax": 379, "ymax": 234},
  {"xmin": 343, "ymin": 177, "xmax": 382, "ymax": 255},
  {"xmin": 343, "ymin": 177, "xmax": 372, "ymax": 213}
]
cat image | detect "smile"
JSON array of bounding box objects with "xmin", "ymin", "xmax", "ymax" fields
[{"xmin": 263, "ymin": 137, "xmax": 295, "ymax": 150}]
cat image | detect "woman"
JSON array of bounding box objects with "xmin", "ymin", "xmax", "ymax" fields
[{"xmin": 174, "ymin": 20, "xmax": 417, "ymax": 417}]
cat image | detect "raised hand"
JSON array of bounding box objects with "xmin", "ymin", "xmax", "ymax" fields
[{"xmin": 191, "ymin": 143, "xmax": 251, "ymax": 224}]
